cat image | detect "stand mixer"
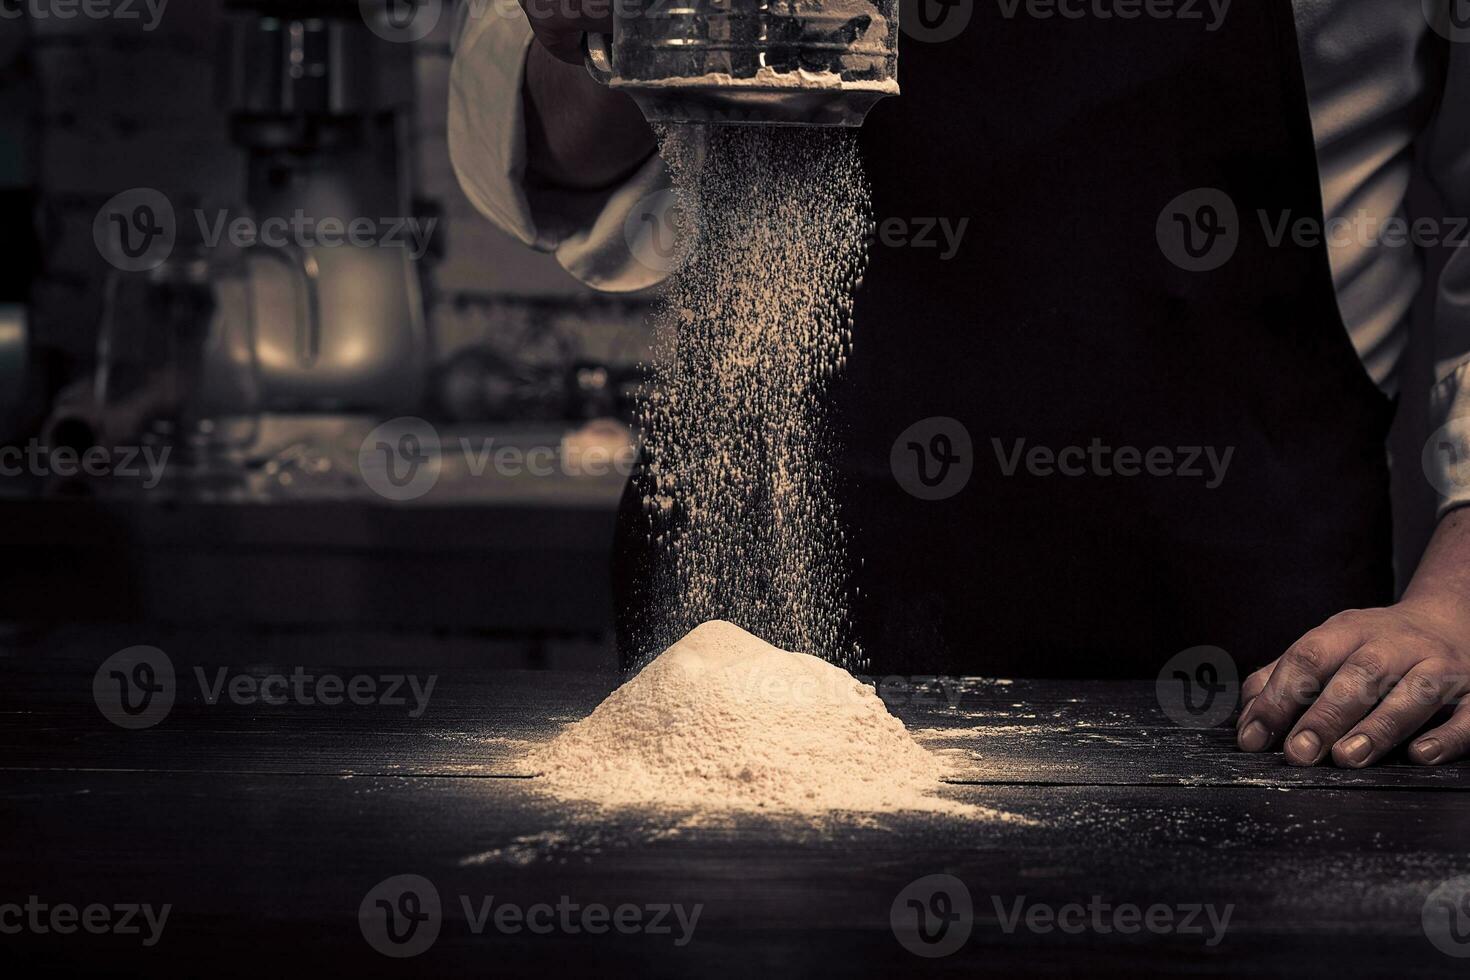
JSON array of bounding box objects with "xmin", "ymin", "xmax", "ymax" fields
[{"xmin": 220, "ymin": 0, "xmax": 429, "ymax": 413}]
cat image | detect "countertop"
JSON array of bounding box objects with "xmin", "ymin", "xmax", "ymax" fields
[{"xmin": 4, "ymin": 656, "xmax": 1470, "ymax": 976}]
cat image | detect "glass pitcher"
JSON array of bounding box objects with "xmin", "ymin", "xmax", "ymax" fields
[{"xmin": 96, "ymin": 241, "xmax": 320, "ymax": 476}]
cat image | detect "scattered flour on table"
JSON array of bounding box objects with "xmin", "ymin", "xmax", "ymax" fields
[{"xmin": 534, "ymin": 621, "xmax": 1024, "ymax": 822}]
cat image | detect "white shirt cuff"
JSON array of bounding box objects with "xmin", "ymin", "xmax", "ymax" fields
[
  {"xmin": 1428, "ymin": 361, "xmax": 1470, "ymax": 517},
  {"xmin": 447, "ymin": 11, "xmax": 670, "ymax": 293}
]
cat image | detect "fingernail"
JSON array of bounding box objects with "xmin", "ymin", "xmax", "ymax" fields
[
  {"xmin": 1414, "ymin": 738, "xmax": 1444, "ymax": 764},
  {"xmin": 1239, "ymin": 720, "xmax": 1270, "ymax": 752},
  {"xmin": 1337, "ymin": 734, "xmax": 1373, "ymax": 767},
  {"xmin": 1287, "ymin": 730, "xmax": 1322, "ymax": 765},
  {"xmin": 1237, "ymin": 698, "xmax": 1255, "ymax": 728}
]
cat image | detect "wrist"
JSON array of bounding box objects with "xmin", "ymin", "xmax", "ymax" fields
[
  {"xmin": 523, "ymin": 40, "xmax": 656, "ymax": 190},
  {"xmin": 1401, "ymin": 509, "xmax": 1470, "ymax": 632}
]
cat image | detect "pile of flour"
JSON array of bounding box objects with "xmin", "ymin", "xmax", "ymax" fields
[{"xmin": 535, "ymin": 621, "xmax": 965, "ymax": 815}]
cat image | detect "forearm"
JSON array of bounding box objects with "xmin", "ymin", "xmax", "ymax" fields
[
  {"xmin": 1402, "ymin": 507, "xmax": 1470, "ymax": 619},
  {"xmin": 522, "ymin": 41, "xmax": 656, "ymax": 191}
]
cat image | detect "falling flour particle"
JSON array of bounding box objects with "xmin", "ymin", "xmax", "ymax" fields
[
  {"xmin": 630, "ymin": 125, "xmax": 869, "ymax": 671},
  {"xmin": 535, "ymin": 621, "xmax": 1010, "ymax": 819}
]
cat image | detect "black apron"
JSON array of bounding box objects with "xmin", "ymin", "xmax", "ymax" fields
[{"xmin": 615, "ymin": 1, "xmax": 1397, "ymax": 677}]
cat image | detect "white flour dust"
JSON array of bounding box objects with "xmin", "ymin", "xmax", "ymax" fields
[
  {"xmin": 630, "ymin": 125, "xmax": 870, "ymax": 672},
  {"xmin": 577, "ymin": 132, "xmax": 1021, "ymax": 822},
  {"xmin": 535, "ymin": 621, "xmax": 1008, "ymax": 819}
]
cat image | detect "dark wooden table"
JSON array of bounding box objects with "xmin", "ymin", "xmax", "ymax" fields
[{"xmin": 4, "ymin": 652, "xmax": 1470, "ymax": 977}]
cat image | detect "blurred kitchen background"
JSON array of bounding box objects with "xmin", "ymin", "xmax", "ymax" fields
[
  {"xmin": 0, "ymin": 0, "xmax": 653, "ymax": 671},
  {"xmin": 0, "ymin": 0, "xmax": 1450, "ymax": 675}
]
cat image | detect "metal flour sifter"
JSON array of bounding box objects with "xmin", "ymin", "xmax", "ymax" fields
[{"xmin": 585, "ymin": 0, "xmax": 900, "ymax": 127}]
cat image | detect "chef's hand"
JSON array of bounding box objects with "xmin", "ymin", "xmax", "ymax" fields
[
  {"xmin": 517, "ymin": 0, "xmax": 610, "ymax": 65},
  {"xmin": 509, "ymin": 0, "xmax": 656, "ymax": 190},
  {"xmin": 1237, "ymin": 510, "xmax": 1470, "ymax": 767}
]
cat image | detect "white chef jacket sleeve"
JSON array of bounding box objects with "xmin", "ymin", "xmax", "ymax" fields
[
  {"xmin": 447, "ymin": 3, "xmax": 671, "ymax": 293},
  {"xmin": 1424, "ymin": 35, "xmax": 1470, "ymax": 517}
]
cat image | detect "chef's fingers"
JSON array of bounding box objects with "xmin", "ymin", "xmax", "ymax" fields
[
  {"xmin": 518, "ymin": 0, "xmax": 614, "ymax": 65},
  {"xmin": 1410, "ymin": 696, "xmax": 1470, "ymax": 766},
  {"xmin": 1281, "ymin": 642, "xmax": 1410, "ymax": 765},
  {"xmin": 1240, "ymin": 662, "xmax": 1275, "ymax": 703},
  {"xmin": 518, "ymin": 0, "xmax": 615, "ymax": 31},
  {"xmin": 1237, "ymin": 618, "xmax": 1365, "ymax": 753},
  {"xmin": 1237, "ymin": 665, "xmax": 1276, "ymax": 737},
  {"xmin": 1333, "ymin": 662, "xmax": 1468, "ymax": 768}
]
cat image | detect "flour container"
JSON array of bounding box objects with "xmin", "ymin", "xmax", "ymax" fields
[{"xmin": 585, "ymin": 0, "xmax": 900, "ymax": 127}]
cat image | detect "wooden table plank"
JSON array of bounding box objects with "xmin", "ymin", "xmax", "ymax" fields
[
  {"xmin": 4, "ymin": 665, "xmax": 1466, "ymax": 790},
  {"xmin": 6, "ymin": 658, "xmax": 1470, "ymax": 975},
  {"xmin": 1, "ymin": 770, "xmax": 1466, "ymax": 976}
]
